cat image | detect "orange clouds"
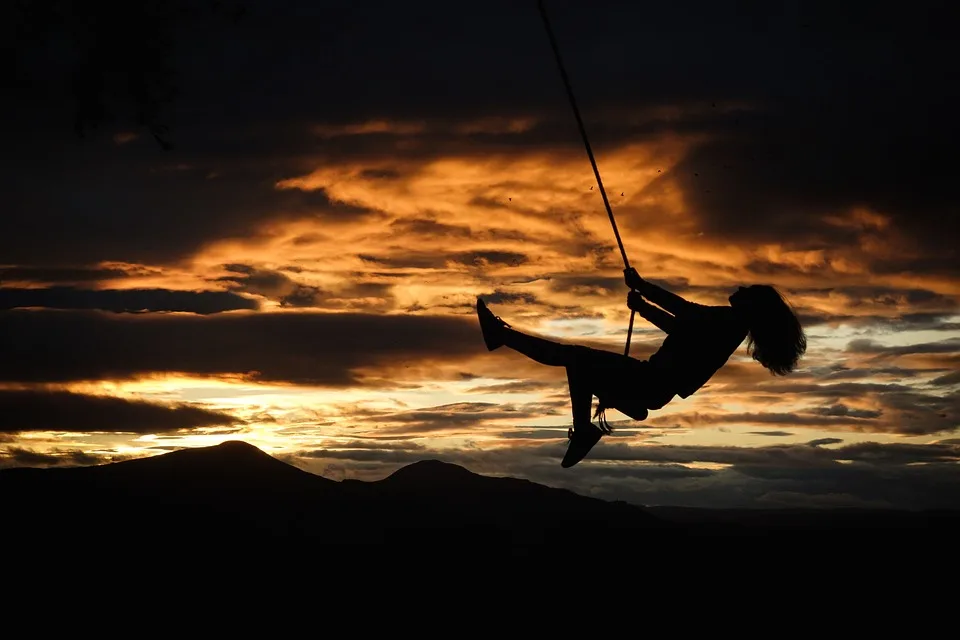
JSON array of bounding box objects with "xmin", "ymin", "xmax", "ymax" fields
[
  {"xmin": 10, "ymin": 109, "xmax": 955, "ymax": 442},
  {"xmin": 5, "ymin": 112, "xmax": 959, "ymax": 478}
]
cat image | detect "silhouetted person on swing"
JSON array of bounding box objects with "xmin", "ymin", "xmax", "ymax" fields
[{"xmin": 477, "ymin": 267, "xmax": 807, "ymax": 468}]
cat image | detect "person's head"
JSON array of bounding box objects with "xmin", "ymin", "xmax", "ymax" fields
[{"xmin": 729, "ymin": 285, "xmax": 807, "ymax": 376}]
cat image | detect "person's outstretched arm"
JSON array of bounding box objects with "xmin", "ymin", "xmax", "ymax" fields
[
  {"xmin": 628, "ymin": 291, "xmax": 677, "ymax": 334},
  {"xmin": 624, "ymin": 268, "xmax": 694, "ymax": 317}
]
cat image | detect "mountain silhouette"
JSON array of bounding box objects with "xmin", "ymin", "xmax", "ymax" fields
[
  {"xmin": 345, "ymin": 458, "xmax": 664, "ymax": 543},
  {"xmin": 2, "ymin": 441, "xmax": 668, "ymax": 545},
  {"xmin": 4, "ymin": 441, "xmax": 957, "ymax": 549}
]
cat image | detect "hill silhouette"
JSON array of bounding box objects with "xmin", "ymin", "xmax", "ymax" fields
[
  {"xmin": 3, "ymin": 441, "xmax": 957, "ymax": 548},
  {"xmin": 345, "ymin": 458, "xmax": 662, "ymax": 542},
  {"xmin": 2, "ymin": 441, "xmax": 668, "ymax": 544}
]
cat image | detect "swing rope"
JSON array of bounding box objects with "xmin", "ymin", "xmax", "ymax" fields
[{"xmin": 537, "ymin": 0, "xmax": 637, "ymax": 357}]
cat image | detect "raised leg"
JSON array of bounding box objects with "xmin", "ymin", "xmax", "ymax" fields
[
  {"xmin": 478, "ymin": 298, "xmax": 579, "ymax": 366},
  {"xmin": 501, "ymin": 327, "xmax": 578, "ymax": 367},
  {"xmin": 477, "ymin": 299, "xmax": 612, "ymax": 468},
  {"xmin": 565, "ymin": 363, "xmax": 594, "ymax": 428}
]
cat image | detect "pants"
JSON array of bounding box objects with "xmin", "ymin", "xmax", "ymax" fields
[{"xmin": 501, "ymin": 327, "xmax": 676, "ymax": 427}]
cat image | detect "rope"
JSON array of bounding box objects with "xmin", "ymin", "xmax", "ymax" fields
[{"xmin": 537, "ymin": 0, "xmax": 636, "ymax": 356}]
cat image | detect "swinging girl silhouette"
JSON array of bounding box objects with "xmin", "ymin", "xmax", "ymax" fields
[
  {"xmin": 477, "ymin": 269, "xmax": 807, "ymax": 468},
  {"xmin": 478, "ymin": 2, "xmax": 807, "ymax": 467}
]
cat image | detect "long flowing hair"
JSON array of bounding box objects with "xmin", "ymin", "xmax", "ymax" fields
[{"xmin": 740, "ymin": 285, "xmax": 807, "ymax": 375}]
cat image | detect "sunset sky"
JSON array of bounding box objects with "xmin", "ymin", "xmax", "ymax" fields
[{"xmin": 2, "ymin": 0, "xmax": 958, "ymax": 509}]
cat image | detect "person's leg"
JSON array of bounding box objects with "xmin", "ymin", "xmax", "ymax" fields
[
  {"xmin": 478, "ymin": 298, "xmax": 579, "ymax": 366},
  {"xmin": 561, "ymin": 359, "xmax": 607, "ymax": 468},
  {"xmin": 478, "ymin": 299, "xmax": 623, "ymax": 468},
  {"xmin": 498, "ymin": 328, "xmax": 605, "ymax": 436},
  {"xmin": 566, "ymin": 361, "xmax": 594, "ymax": 428},
  {"xmin": 501, "ymin": 327, "xmax": 579, "ymax": 367},
  {"xmin": 500, "ymin": 324, "xmax": 657, "ymax": 426},
  {"xmin": 500, "ymin": 327, "xmax": 628, "ymax": 429}
]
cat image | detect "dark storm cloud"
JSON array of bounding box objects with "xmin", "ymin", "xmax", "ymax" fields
[
  {"xmin": 833, "ymin": 441, "xmax": 960, "ymax": 465},
  {"xmin": 6, "ymin": 0, "xmax": 956, "ymax": 278},
  {"xmin": 651, "ymin": 410, "xmax": 880, "ymax": 429},
  {"xmin": 179, "ymin": 2, "xmax": 953, "ymax": 131},
  {"xmin": 217, "ymin": 264, "xmax": 323, "ymax": 307},
  {"xmin": 799, "ymin": 312, "xmax": 960, "ymax": 333},
  {"xmin": 789, "ymin": 311, "xmax": 960, "ymax": 333},
  {"xmin": 390, "ymin": 218, "xmax": 473, "ymax": 239},
  {"xmin": 817, "ymin": 366, "xmax": 920, "ymax": 382},
  {"xmin": 5, "ymin": 1, "xmax": 554, "ymax": 269},
  {"xmin": 352, "ymin": 401, "xmax": 566, "ymax": 434},
  {"xmin": 0, "ymin": 309, "xmax": 483, "ymax": 386},
  {"xmin": 325, "ymin": 3, "xmax": 960, "ymax": 274},
  {"xmin": 931, "ymin": 371, "xmax": 960, "ymax": 387},
  {"xmin": 646, "ymin": 386, "xmax": 958, "ymax": 436},
  {"xmin": 6, "ymin": 42, "xmax": 378, "ymax": 266},
  {"xmin": 388, "ymin": 217, "xmax": 531, "ymax": 243},
  {"xmin": 0, "ymin": 389, "xmax": 240, "ymax": 434},
  {"xmin": 217, "ymin": 264, "xmax": 395, "ymax": 309},
  {"xmin": 448, "ymin": 251, "xmax": 528, "ymax": 268},
  {"xmin": 847, "ymin": 337, "xmax": 960, "ymax": 357},
  {"xmin": 872, "ymin": 390, "xmax": 960, "ymax": 436},
  {"xmin": 478, "ymin": 290, "xmax": 540, "ymax": 306},
  {"xmin": 305, "ymin": 113, "xmax": 738, "ymax": 165},
  {"xmin": 811, "ymin": 405, "xmax": 882, "ymax": 419},
  {"xmin": 668, "ymin": 116, "xmax": 958, "ymax": 254},
  {"xmin": 546, "ymin": 275, "xmax": 623, "ymax": 297},
  {"xmin": 1, "ymin": 447, "xmax": 107, "ymax": 468},
  {"xmin": 691, "ymin": 376, "xmax": 959, "ymax": 436},
  {"xmin": 465, "ymin": 379, "xmax": 562, "ymax": 394},
  {"xmin": 572, "ymin": 440, "xmax": 960, "ymax": 468},
  {"xmin": 889, "ymin": 315, "xmax": 960, "ymax": 332},
  {"xmin": 809, "ymin": 438, "xmax": 843, "ymax": 447},
  {"xmin": 0, "ymin": 286, "xmax": 258, "ymax": 314},
  {"xmin": 358, "ymin": 250, "xmax": 529, "ymax": 270},
  {"xmin": 0, "ymin": 266, "xmax": 134, "ymax": 285},
  {"xmin": 306, "ymin": 448, "xmax": 430, "ymax": 465},
  {"xmin": 791, "ymin": 287, "xmax": 960, "ymax": 317},
  {"xmin": 300, "ymin": 440, "xmax": 429, "ymax": 456},
  {"xmin": 1, "ymin": 148, "xmax": 376, "ymax": 267},
  {"xmin": 641, "ymin": 2, "xmax": 960, "ymax": 261}
]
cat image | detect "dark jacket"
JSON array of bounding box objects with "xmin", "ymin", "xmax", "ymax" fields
[{"xmin": 633, "ymin": 281, "xmax": 748, "ymax": 399}]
